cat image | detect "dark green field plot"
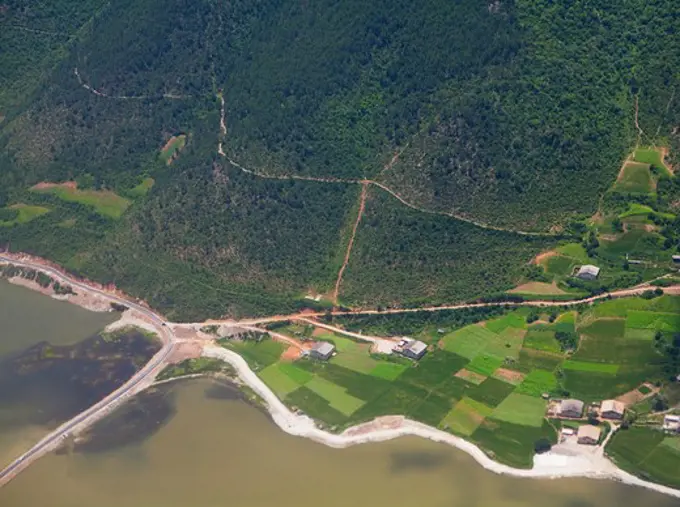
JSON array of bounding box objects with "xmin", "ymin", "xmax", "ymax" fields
[
  {"xmin": 399, "ymin": 350, "xmax": 468, "ymax": 390},
  {"xmin": 472, "ymin": 419, "xmax": 557, "ymax": 469},
  {"xmin": 626, "ymin": 311, "xmax": 680, "ymax": 332},
  {"xmin": 633, "ymin": 148, "xmax": 672, "ymax": 176},
  {"xmin": 485, "ymin": 313, "xmax": 527, "ymax": 334},
  {"xmin": 305, "ymin": 377, "xmax": 365, "ymax": 415},
  {"xmin": 295, "ymin": 361, "xmax": 392, "ymax": 401},
  {"xmin": 467, "ymin": 378, "xmax": 516, "ymax": 408},
  {"xmin": 441, "ymin": 325, "xmax": 497, "ymax": 359},
  {"xmin": 467, "ymin": 353, "xmax": 504, "ymax": 377},
  {"xmin": 221, "ymin": 339, "xmax": 285, "ymax": 371},
  {"xmin": 369, "ymin": 362, "xmax": 408, "ymax": 380},
  {"xmin": 562, "ymin": 367, "xmax": 653, "ymax": 402},
  {"xmin": 613, "ymin": 162, "xmax": 653, "ymax": 194},
  {"xmin": 543, "ymin": 255, "xmax": 575, "ymax": 277},
  {"xmin": 516, "ymin": 349, "xmax": 563, "ymax": 374},
  {"xmin": 516, "ymin": 369, "xmax": 558, "ymax": 397},
  {"xmin": 523, "ymin": 328, "xmax": 561, "ymax": 354},
  {"xmin": 441, "ymin": 397, "xmax": 493, "ymax": 436},
  {"xmin": 607, "ymin": 428, "xmax": 680, "ymax": 488},
  {"xmin": 492, "ymin": 393, "xmax": 547, "ymax": 427},
  {"xmin": 350, "ymin": 382, "xmax": 431, "ymax": 423},
  {"xmin": 578, "ymin": 318, "xmax": 625, "ymax": 339},
  {"xmin": 286, "ymin": 387, "xmax": 348, "ymax": 426},
  {"xmin": 563, "ymin": 360, "xmax": 619, "ymax": 374}
]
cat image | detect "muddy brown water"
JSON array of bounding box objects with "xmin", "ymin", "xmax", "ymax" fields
[{"xmin": 1, "ymin": 379, "xmax": 678, "ymax": 507}]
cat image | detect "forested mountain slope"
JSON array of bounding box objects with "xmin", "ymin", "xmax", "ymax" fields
[{"xmin": 0, "ymin": 0, "xmax": 679, "ymax": 319}]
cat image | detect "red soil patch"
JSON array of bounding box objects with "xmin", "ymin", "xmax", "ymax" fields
[
  {"xmin": 31, "ymin": 181, "xmax": 78, "ymax": 190},
  {"xmin": 532, "ymin": 250, "xmax": 558, "ymax": 266},
  {"xmin": 493, "ymin": 368, "xmax": 526, "ymax": 385},
  {"xmin": 312, "ymin": 327, "xmax": 328, "ymax": 337},
  {"xmin": 168, "ymin": 342, "xmax": 202, "ymax": 363},
  {"xmin": 280, "ymin": 346, "xmax": 303, "ymax": 361},
  {"xmin": 455, "ymin": 369, "xmax": 487, "ymax": 384}
]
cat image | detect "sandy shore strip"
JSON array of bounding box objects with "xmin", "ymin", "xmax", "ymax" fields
[{"xmin": 202, "ymin": 345, "xmax": 680, "ymax": 499}]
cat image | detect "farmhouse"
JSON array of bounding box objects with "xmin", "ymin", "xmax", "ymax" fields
[
  {"xmin": 576, "ymin": 264, "xmax": 600, "ymax": 280},
  {"xmin": 672, "ymin": 255, "xmax": 680, "ymax": 263},
  {"xmin": 577, "ymin": 424, "xmax": 601, "ymax": 445},
  {"xmin": 395, "ymin": 338, "xmax": 428, "ymax": 360},
  {"xmin": 310, "ymin": 341, "xmax": 335, "ymax": 361},
  {"xmin": 600, "ymin": 399, "xmax": 625, "ymax": 420},
  {"xmin": 663, "ymin": 415, "xmax": 680, "ymax": 432},
  {"xmin": 558, "ymin": 399, "xmax": 585, "ymax": 418}
]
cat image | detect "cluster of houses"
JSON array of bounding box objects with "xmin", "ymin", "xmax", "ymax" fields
[
  {"xmin": 307, "ymin": 337, "xmax": 428, "ymax": 362},
  {"xmin": 549, "ymin": 398, "xmax": 626, "ymax": 446}
]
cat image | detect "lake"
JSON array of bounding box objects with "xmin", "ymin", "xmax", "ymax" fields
[
  {"xmin": 0, "ymin": 281, "xmax": 678, "ymax": 507},
  {"xmin": 1, "ymin": 379, "xmax": 678, "ymax": 507}
]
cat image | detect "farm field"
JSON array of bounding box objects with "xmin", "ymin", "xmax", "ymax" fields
[
  {"xmin": 224, "ymin": 298, "xmax": 680, "ymax": 471},
  {"xmin": 614, "ymin": 161, "xmax": 653, "ymax": 194},
  {"xmin": 0, "ymin": 204, "xmax": 50, "ymax": 226},
  {"xmin": 160, "ymin": 134, "xmax": 187, "ymax": 164},
  {"xmin": 607, "ymin": 428, "xmax": 680, "ymax": 488},
  {"xmin": 30, "ymin": 182, "xmax": 131, "ymax": 219}
]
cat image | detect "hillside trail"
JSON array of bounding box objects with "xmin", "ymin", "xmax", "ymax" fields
[
  {"xmin": 74, "ymin": 68, "xmax": 191, "ymax": 100},
  {"xmin": 333, "ymin": 182, "xmax": 369, "ymax": 304}
]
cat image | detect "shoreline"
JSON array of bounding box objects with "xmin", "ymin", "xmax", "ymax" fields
[
  {"xmin": 202, "ymin": 345, "xmax": 680, "ymax": 499},
  {"xmin": 1, "ymin": 252, "xmax": 680, "ymax": 499}
]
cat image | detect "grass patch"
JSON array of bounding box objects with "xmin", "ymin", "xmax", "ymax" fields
[
  {"xmin": 634, "ymin": 147, "xmax": 671, "ymax": 175},
  {"xmin": 441, "ymin": 397, "xmax": 493, "ymax": 436},
  {"xmin": 578, "ymin": 318, "xmax": 625, "ymax": 340},
  {"xmin": 523, "ymin": 329, "xmax": 561, "ymax": 354},
  {"xmin": 626, "ymin": 311, "xmax": 680, "ymax": 332},
  {"xmin": 544, "ymin": 255, "xmax": 575, "ymax": 277},
  {"xmin": 508, "ymin": 281, "xmax": 567, "ymax": 295},
  {"xmin": 305, "ymin": 376, "xmax": 366, "ymax": 415},
  {"xmin": 623, "ymin": 328, "xmax": 657, "ymax": 340},
  {"xmin": 221, "ymin": 338, "xmax": 285, "ymax": 370},
  {"xmin": 516, "ymin": 369, "xmax": 558, "ymax": 397},
  {"xmin": 127, "ymin": 177, "xmax": 155, "ymax": 197},
  {"xmin": 31, "ymin": 183, "xmax": 131, "ymax": 218},
  {"xmin": 472, "ymin": 419, "xmax": 557, "ymax": 469},
  {"xmin": 0, "ymin": 203, "xmax": 50, "ymax": 226},
  {"xmin": 369, "ymin": 362, "xmax": 408, "ymax": 380},
  {"xmin": 614, "ymin": 162, "xmax": 653, "ymax": 194},
  {"xmin": 619, "ymin": 202, "xmax": 655, "ymax": 219},
  {"xmin": 286, "ymin": 386, "xmax": 347, "ymax": 426},
  {"xmin": 441, "ymin": 324, "xmax": 497, "ymax": 359},
  {"xmin": 278, "ymin": 362, "xmax": 315, "ymax": 384},
  {"xmin": 485, "ymin": 313, "xmax": 527, "ymax": 333},
  {"xmin": 492, "ymin": 393, "xmax": 547, "ymax": 427},
  {"xmin": 556, "ymin": 243, "xmax": 590, "ymax": 262},
  {"xmin": 259, "ymin": 363, "xmax": 302, "ymax": 397},
  {"xmin": 563, "ymin": 360, "xmax": 619, "ymax": 374},
  {"xmin": 467, "ymin": 353, "xmax": 504, "ymax": 376},
  {"xmin": 467, "ymin": 378, "xmax": 516, "ymax": 408},
  {"xmin": 660, "ymin": 437, "xmax": 680, "ymax": 454}
]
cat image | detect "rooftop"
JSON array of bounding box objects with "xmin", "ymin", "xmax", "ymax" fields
[
  {"xmin": 577, "ymin": 264, "xmax": 600, "ymax": 277},
  {"xmin": 577, "ymin": 424, "xmax": 601, "ymax": 441},
  {"xmin": 406, "ymin": 340, "xmax": 428, "ymax": 355},
  {"xmin": 312, "ymin": 341, "xmax": 335, "ymax": 355},
  {"xmin": 559, "ymin": 399, "xmax": 584, "ymax": 414},
  {"xmin": 601, "ymin": 399, "xmax": 625, "ymax": 415}
]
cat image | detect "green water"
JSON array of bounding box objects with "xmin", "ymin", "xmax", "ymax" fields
[
  {"xmin": 0, "ymin": 279, "xmax": 116, "ymax": 356},
  {"xmin": 1, "ymin": 379, "xmax": 677, "ymax": 507}
]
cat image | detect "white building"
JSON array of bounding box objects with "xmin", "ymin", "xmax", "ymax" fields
[{"xmin": 576, "ymin": 265, "xmax": 600, "ymax": 280}]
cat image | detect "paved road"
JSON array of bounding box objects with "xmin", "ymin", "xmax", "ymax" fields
[{"xmin": 0, "ymin": 255, "xmax": 175, "ymax": 486}]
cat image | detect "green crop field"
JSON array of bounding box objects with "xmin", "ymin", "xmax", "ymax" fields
[
  {"xmin": 31, "ymin": 184, "xmax": 131, "ymax": 219},
  {"xmin": 623, "ymin": 328, "xmax": 657, "ymax": 340},
  {"xmin": 563, "ymin": 360, "xmax": 619, "ymax": 374},
  {"xmin": 305, "ymin": 377, "xmax": 366, "ymax": 415},
  {"xmin": 278, "ymin": 362, "xmax": 315, "ymax": 384},
  {"xmin": 259, "ymin": 363, "xmax": 302, "ymax": 397},
  {"xmin": 467, "ymin": 353, "xmax": 504, "ymax": 377},
  {"xmin": 492, "ymin": 393, "xmax": 547, "ymax": 427},
  {"xmin": 614, "ymin": 162, "xmax": 653, "ymax": 194},
  {"xmin": 626, "ymin": 311, "xmax": 680, "ymax": 332},
  {"xmin": 607, "ymin": 428, "xmax": 680, "ymax": 488},
  {"xmin": 523, "ymin": 328, "xmax": 561, "ymax": 353},
  {"xmin": 578, "ymin": 318, "xmax": 625, "ymax": 340},
  {"xmin": 369, "ymin": 362, "xmax": 408, "ymax": 380},
  {"xmin": 467, "ymin": 378, "xmax": 516, "ymax": 408},
  {"xmin": 544, "ymin": 255, "xmax": 575, "ymax": 277},
  {"xmin": 516, "ymin": 369, "xmax": 558, "ymax": 397},
  {"xmin": 126, "ymin": 177, "xmax": 155, "ymax": 197},
  {"xmin": 221, "ymin": 339, "xmax": 285, "ymax": 371},
  {"xmin": 556, "ymin": 243, "xmax": 590, "ymax": 262},
  {"xmin": 485, "ymin": 313, "xmax": 527, "ymax": 333},
  {"xmin": 634, "ymin": 147, "xmax": 672, "ymax": 176},
  {"xmin": 441, "ymin": 325, "xmax": 497, "ymax": 359},
  {"xmin": 441, "ymin": 397, "xmax": 493, "ymax": 436}
]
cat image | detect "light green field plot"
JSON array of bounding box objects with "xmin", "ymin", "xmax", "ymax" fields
[
  {"xmin": 492, "ymin": 393, "xmax": 547, "ymax": 427},
  {"xmin": 516, "ymin": 369, "xmax": 558, "ymax": 397},
  {"xmin": 523, "ymin": 329, "xmax": 561, "ymax": 353},
  {"xmin": 626, "ymin": 311, "xmax": 680, "ymax": 332},
  {"xmin": 485, "ymin": 313, "xmax": 527, "ymax": 333},
  {"xmin": 556, "ymin": 243, "xmax": 590, "ymax": 262},
  {"xmin": 508, "ymin": 281, "xmax": 567, "ymax": 296},
  {"xmin": 623, "ymin": 328, "xmax": 657, "ymax": 340},
  {"xmin": 259, "ymin": 364, "xmax": 302, "ymax": 396},
  {"xmin": 544, "ymin": 255, "xmax": 575, "ymax": 277},
  {"xmin": 579, "ymin": 318, "xmax": 625, "ymax": 339},
  {"xmin": 441, "ymin": 397, "xmax": 493, "ymax": 436},
  {"xmin": 467, "ymin": 353, "xmax": 504, "ymax": 377},
  {"xmin": 661, "ymin": 437, "xmax": 680, "ymax": 454},
  {"xmin": 0, "ymin": 203, "xmax": 50, "ymax": 226},
  {"xmin": 222, "ymin": 339, "xmax": 285, "ymax": 370},
  {"xmin": 127, "ymin": 177, "xmax": 155, "ymax": 197},
  {"xmin": 484, "ymin": 327, "xmax": 525, "ymax": 360},
  {"xmin": 441, "ymin": 325, "xmax": 497, "ymax": 359},
  {"xmin": 278, "ymin": 362, "xmax": 314, "ymax": 384},
  {"xmin": 614, "ymin": 162, "xmax": 653, "ymax": 194},
  {"xmin": 32, "ymin": 184, "xmax": 131, "ymax": 218},
  {"xmin": 634, "ymin": 148, "xmax": 672, "ymax": 176},
  {"xmin": 556, "ymin": 312, "xmax": 576, "ymax": 324},
  {"xmin": 563, "ymin": 360, "xmax": 619, "ymax": 374},
  {"xmin": 305, "ymin": 377, "xmax": 365, "ymax": 415},
  {"xmin": 369, "ymin": 362, "xmax": 408, "ymax": 380},
  {"xmin": 588, "ymin": 298, "xmax": 652, "ymax": 318}
]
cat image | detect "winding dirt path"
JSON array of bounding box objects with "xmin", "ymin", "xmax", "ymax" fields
[{"xmin": 333, "ymin": 183, "xmax": 369, "ymax": 304}]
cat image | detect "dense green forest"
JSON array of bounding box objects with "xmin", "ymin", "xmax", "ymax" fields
[{"xmin": 1, "ymin": 0, "xmax": 679, "ymax": 318}]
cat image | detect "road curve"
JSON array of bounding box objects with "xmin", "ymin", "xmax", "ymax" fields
[{"xmin": 0, "ymin": 255, "xmax": 175, "ymax": 487}]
